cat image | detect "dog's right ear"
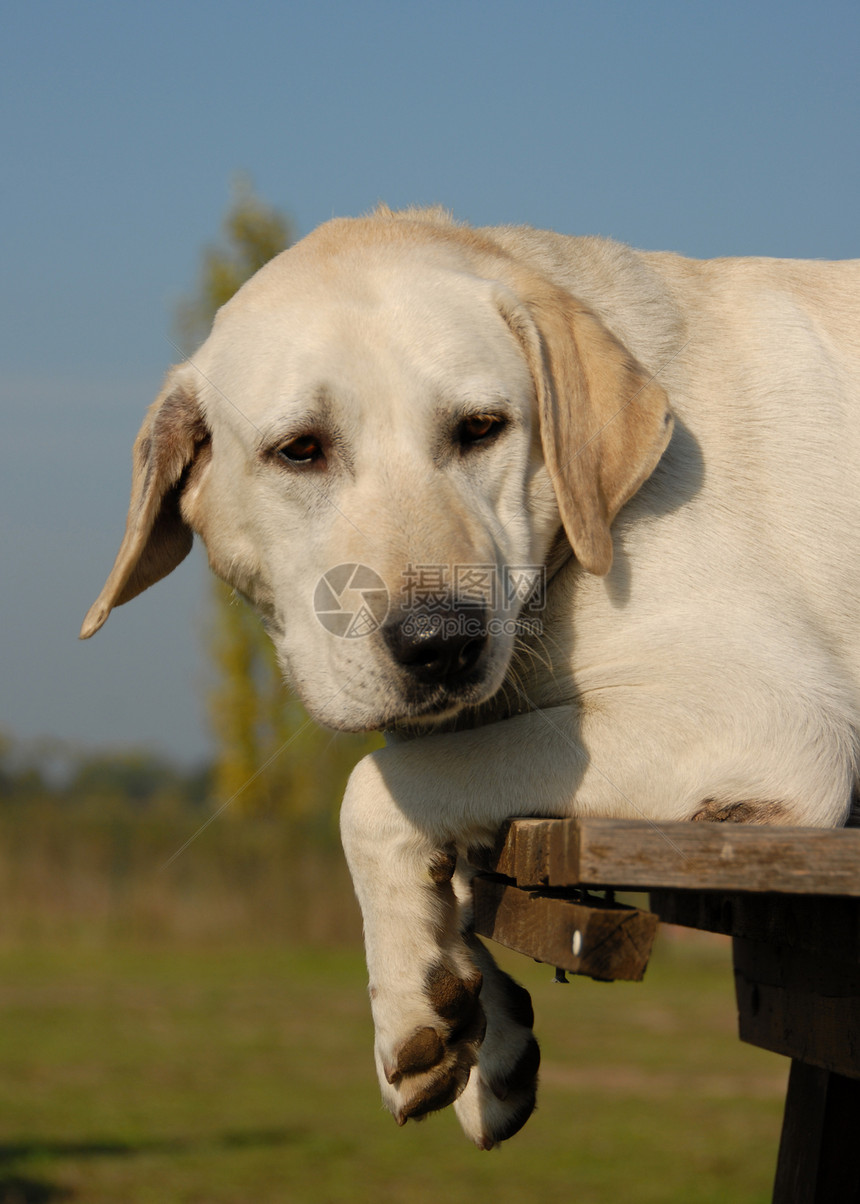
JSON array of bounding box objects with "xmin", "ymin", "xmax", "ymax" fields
[{"xmin": 79, "ymin": 366, "xmax": 210, "ymax": 639}]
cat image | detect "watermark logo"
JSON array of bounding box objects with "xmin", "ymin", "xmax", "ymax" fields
[
  {"xmin": 402, "ymin": 563, "xmax": 546, "ymax": 613},
  {"xmin": 400, "ymin": 611, "xmax": 543, "ymax": 641},
  {"xmin": 313, "ymin": 563, "xmax": 546, "ymax": 638},
  {"xmin": 313, "ymin": 563, "xmax": 390, "ymax": 638}
]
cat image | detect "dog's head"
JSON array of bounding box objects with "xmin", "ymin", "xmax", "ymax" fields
[{"xmin": 81, "ymin": 210, "xmax": 672, "ymax": 731}]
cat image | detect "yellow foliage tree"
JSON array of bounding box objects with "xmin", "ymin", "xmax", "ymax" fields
[{"xmin": 177, "ymin": 180, "xmax": 379, "ymax": 826}]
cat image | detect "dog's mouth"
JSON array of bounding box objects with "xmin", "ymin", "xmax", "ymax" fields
[
  {"xmin": 297, "ymin": 638, "xmax": 508, "ymax": 735},
  {"xmin": 392, "ymin": 672, "xmax": 497, "ymax": 725}
]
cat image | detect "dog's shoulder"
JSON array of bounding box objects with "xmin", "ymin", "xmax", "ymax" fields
[{"xmin": 477, "ymin": 222, "xmax": 687, "ymax": 373}]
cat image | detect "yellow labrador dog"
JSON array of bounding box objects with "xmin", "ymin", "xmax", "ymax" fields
[{"xmin": 82, "ymin": 207, "xmax": 860, "ymax": 1148}]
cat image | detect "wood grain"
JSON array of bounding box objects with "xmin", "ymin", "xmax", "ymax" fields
[
  {"xmin": 472, "ymin": 876, "xmax": 658, "ymax": 981},
  {"xmin": 486, "ymin": 818, "xmax": 860, "ymax": 896}
]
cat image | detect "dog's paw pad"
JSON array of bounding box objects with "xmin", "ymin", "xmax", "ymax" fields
[
  {"xmin": 425, "ymin": 962, "xmax": 483, "ymax": 1034},
  {"xmin": 386, "ymin": 1026, "xmax": 445, "ymax": 1081},
  {"xmin": 395, "ymin": 1056, "xmax": 474, "ymax": 1123},
  {"xmin": 377, "ymin": 961, "xmax": 488, "ymax": 1125}
]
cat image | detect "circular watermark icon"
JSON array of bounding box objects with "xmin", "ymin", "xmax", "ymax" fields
[{"xmin": 313, "ymin": 563, "xmax": 390, "ymax": 638}]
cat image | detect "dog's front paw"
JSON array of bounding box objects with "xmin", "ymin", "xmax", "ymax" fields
[
  {"xmin": 453, "ymin": 942, "xmax": 540, "ymax": 1149},
  {"xmin": 340, "ymin": 754, "xmax": 539, "ymax": 1142},
  {"xmin": 373, "ymin": 959, "xmax": 486, "ymax": 1125}
]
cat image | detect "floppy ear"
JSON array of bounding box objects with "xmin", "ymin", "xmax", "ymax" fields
[
  {"xmin": 499, "ymin": 280, "xmax": 673, "ymax": 575},
  {"xmin": 79, "ymin": 367, "xmax": 211, "ymax": 638}
]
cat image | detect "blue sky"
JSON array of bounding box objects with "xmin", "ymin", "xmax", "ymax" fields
[{"xmin": 2, "ymin": 0, "xmax": 858, "ymax": 764}]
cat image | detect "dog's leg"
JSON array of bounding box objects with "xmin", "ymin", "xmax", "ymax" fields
[
  {"xmin": 340, "ymin": 698, "xmax": 852, "ymax": 1145},
  {"xmin": 339, "ymin": 704, "xmax": 635, "ymax": 1146},
  {"xmin": 452, "ymin": 920, "xmax": 541, "ymax": 1148},
  {"xmin": 340, "ymin": 785, "xmax": 486, "ymax": 1132}
]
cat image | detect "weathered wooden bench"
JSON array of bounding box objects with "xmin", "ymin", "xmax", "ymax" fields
[{"xmin": 470, "ymin": 818, "xmax": 860, "ymax": 1204}]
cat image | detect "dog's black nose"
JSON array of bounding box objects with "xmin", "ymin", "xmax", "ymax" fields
[{"xmin": 383, "ymin": 607, "xmax": 488, "ymax": 685}]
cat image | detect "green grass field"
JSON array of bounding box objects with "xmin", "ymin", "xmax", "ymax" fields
[
  {"xmin": 0, "ymin": 807, "xmax": 786, "ymax": 1202},
  {"xmin": 0, "ymin": 938, "xmax": 786, "ymax": 1203}
]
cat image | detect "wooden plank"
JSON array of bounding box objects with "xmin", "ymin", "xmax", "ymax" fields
[
  {"xmin": 733, "ymin": 937, "xmax": 860, "ymax": 1077},
  {"xmin": 486, "ymin": 818, "xmax": 860, "ymax": 896},
  {"xmin": 649, "ymin": 890, "xmax": 860, "ymax": 961},
  {"xmin": 772, "ymin": 1061, "xmax": 860, "ymax": 1203},
  {"xmin": 472, "ymin": 876, "xmax": 658, "ymax": 981}
]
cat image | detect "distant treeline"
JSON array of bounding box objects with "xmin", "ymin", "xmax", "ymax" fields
[
  {"xmin": 0, "ymin": 726, "xmax": 376, "ymax": 845},
  {"xmin": 0, "ymin": 730, "xmax": 213, "ymax": 809},
  {"xmin": 0, "ymin": 730, "xmax": 363, "ymax": 949}
]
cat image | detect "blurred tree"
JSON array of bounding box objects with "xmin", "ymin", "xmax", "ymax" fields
[
  {"xmin": 175, "ymin": 176, "xmax": 294, "ymax": 348},
  {"xmin": 176, "ymin": 180, "xmax": 379, "ymax": 824}
]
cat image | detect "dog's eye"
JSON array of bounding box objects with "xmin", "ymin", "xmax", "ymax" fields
[
  {"xmin": 278, "ymin": 435, "xmax": 324, "ymax": 465},
  {"xmin": 457, "ymin": 415, "xmax": 507, "ymax": 447}
]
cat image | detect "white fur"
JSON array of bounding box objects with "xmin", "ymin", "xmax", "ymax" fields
[{"xmin": 82, "ymin": 210, "xmax": 860, "ymax": 1146}]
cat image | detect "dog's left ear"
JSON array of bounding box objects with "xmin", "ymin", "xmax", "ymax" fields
[
  {"xmin": 79, "ymin": 366, "xmax": 211, "ymax": 638},
  {"xmin": 499, "ymin": 280, "xmax": 673, "ymax": 575}
]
